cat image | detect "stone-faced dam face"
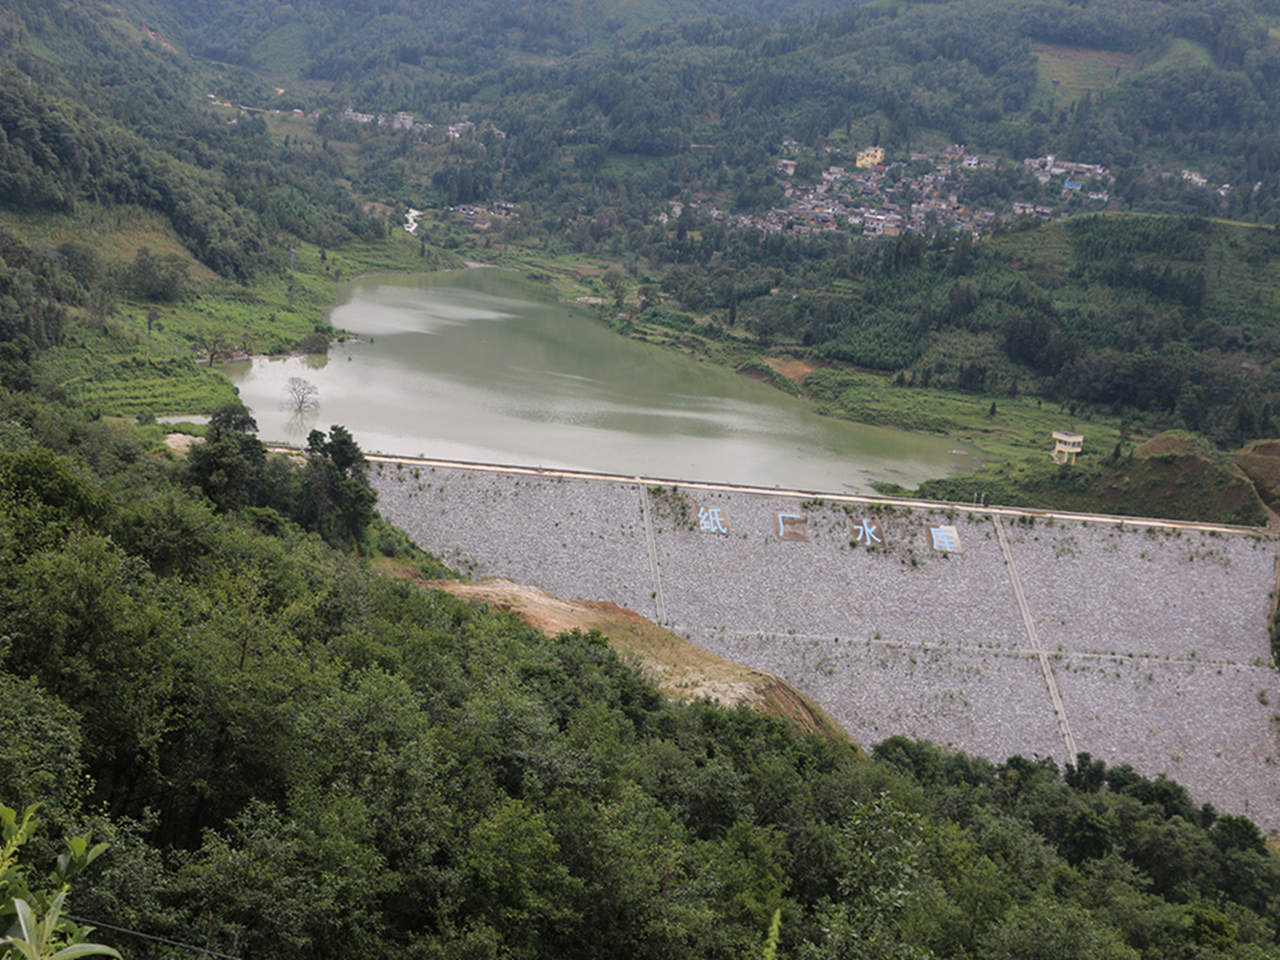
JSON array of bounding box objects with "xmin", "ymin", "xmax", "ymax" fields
[{"xmin": 370, "ymin": 458, "xmax": 1280, "ymax": 829}]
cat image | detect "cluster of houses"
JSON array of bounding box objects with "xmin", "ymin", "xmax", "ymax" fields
[
  {"xmin": 337, "ymin": 109, "xmax": 502, "ymax": 140},
  {"xmin": 1180, "ymin": 168, "xmax": 1235, "ymax": 198},
  {"xmin": 1023, "ymin": 154, "xmax": 1113, "ymax": 202},
  {"xmin": 448, "ymin": 202, "xmax": 520, "ymax": 228},
  {"xmin": 206, "ymin": 94, "xmax": 502, "ymax": 142},
  {"xmin": 739, "ymin": 146, "xmax": 1010, "ymax": 237},
  {"xmin": 663, "ymin": 144, "xmax": 1120, "ymax": 239}
]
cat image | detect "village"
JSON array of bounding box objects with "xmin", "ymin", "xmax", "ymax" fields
[
  {"xmin": 222, "ymin": 93, "xmax": 1236, "ymax": 243},
  {"xmin": 659, "ymin": 142, "xmax": 1117, "ymax": 239},
  {"xmin": 209, "ymin": 92, "xmax": 506, "ymax": 142}
]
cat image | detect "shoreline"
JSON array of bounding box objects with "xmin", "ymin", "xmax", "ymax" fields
[{"xmin": 196, "ymin": 336, "xmax": 367, "ymax": 367}]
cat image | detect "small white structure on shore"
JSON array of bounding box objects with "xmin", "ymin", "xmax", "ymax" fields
[{"xmin": 1051, "ymin": 431, "xmax": 1084, "ymax": 464}]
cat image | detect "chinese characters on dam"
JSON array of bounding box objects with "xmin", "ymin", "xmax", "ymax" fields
[
  {"xmin": 697, "ymin": 506, "xmax": 729, "ymax": 534},
  {"xmin": 692, "ymin": 505, "xmax": 961, "ymax": 553}
]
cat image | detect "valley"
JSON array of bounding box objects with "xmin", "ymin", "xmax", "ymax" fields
[{"xmin": 5, "ymin": 0, "xmax": 1280, "ymax": 957}]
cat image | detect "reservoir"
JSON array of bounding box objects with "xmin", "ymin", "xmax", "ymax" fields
[{"xmin": 224, "ymin": 269, "xmax": 972, "ymax": 493}]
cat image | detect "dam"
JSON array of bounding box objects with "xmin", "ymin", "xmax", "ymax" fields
[{"xmin": 369, "ymin": 455, "xmax": 1280, "ymax": 829}]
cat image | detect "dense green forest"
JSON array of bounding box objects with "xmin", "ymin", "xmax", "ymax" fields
[
  {"xmin": 148, "ymin": 0, "xmax": 1280, "ymax": 223},
  {"xmin": 0, "ymin": 0, "xmax": 385, "ymax": 281},
  {"xmin": 4, "ymin": 387, "xmax": 1280, "ymax": 960}
]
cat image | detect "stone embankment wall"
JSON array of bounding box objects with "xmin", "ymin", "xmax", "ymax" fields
[{"xmin": 371, "ymin": 459, "xmax": 1280, "ymax": 829}]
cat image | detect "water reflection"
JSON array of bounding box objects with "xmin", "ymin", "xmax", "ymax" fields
[
  {"xmin": 300, "ymin": 352, "xmax": 330, "ymax": 371},
  {"xmin": 284, "ymin": 410, "xmax": 320, "ymax": 440}
]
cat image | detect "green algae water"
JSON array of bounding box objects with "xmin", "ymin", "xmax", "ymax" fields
[{"xmin": 224, "ymin": 268, "xmax": 973, "ymax": 492}]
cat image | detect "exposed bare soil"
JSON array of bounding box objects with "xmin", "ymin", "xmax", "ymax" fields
[
  {"xmin": 764, "ymin": 356, "xmax": 816, "ymax": 384},
  {"xmin": 413, "ymin": 575, "xmax": 855, "ymax": 743},
  {"xmin": 163, "ymin": 433, "xmax": 203, "ymax": 455}
]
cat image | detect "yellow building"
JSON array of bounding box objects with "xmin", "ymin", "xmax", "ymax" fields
[
  {"xmin": 1051, "ymin": 431, "xmax": 1084, "ymax": 464},
  {"xmin": 856, "ymin": 146, "xmax": 885, "ymax": 168}
]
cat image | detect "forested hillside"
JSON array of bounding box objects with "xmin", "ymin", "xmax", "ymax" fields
[
  {"xmin": 0, "ymin": 0, "xmax": 384, "ymax": 281},
  {"xmin": 139, "ymin": 0, "xmax": 1280, "ymax": 220},
  {"xmin": 626, "ymin": 213, "xmax": 1280, "ymax": 446},
  {"xmin": 4, "ymin": 387, "xmax": 1280, "ymax": 960}
]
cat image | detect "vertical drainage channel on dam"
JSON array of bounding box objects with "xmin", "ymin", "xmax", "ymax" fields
[
  {"xmin": 637, "ymin": 482, "xmax": 668, "ymax": 625},
  {"xmin": 993, "ymin": 515, "xmax": 1079, "ymax": 761}
]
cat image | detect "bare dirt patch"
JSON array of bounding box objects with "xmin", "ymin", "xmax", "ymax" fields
[
  {"xmin": 417, "ymin": 576, "xmax": 854, "ymax": 742},
  {"xmin": 764, "ymin": 356, "xmax": 815, "ymax": 384},
  {"xmin": 163, "ymin": 433, "xmax": 203, "ymax": 456}
]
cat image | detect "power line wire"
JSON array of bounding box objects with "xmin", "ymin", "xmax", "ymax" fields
[{"xmin": 64, "ymin": 915, "xmax": 243, "ymax": 960}]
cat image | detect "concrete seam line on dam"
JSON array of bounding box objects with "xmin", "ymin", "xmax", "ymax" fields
[
  {"xmin": 668, "ymin": 626, "xmax": 1272, "ymax": 669},
  {"xmin": 637, "ymin": 483, "xmax": 668, "ymax": 626},
  {"xmin": 995, "ymin": 515, "xmax": 1079, "ymax": 761}
]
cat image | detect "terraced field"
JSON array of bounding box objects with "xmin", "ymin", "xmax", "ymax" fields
[{"xmin": 1030, "ymin": 42, "xmax": 1137, "ymax": 106}]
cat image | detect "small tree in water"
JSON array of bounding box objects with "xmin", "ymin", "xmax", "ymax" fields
[{"xmin": 286, "ymin": 376, "xmax": 319, "ymax": 413}]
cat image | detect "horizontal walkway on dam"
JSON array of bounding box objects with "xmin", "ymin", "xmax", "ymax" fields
[
  {"xmin": 266, "ymin": 445, "xmax": 1267, "ymax": 537},
  {"xmin": 357, "ymin": 449, "xmax": 1267, "ymax": 536},
  {"xmin": 294, "ymin": 448, "xmax": 1280, "ymax": 830}
]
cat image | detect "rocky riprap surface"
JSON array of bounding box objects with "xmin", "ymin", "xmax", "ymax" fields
[{"xmin": 372, "ymin": 461, "xmax": 1280, "ymax": 828}]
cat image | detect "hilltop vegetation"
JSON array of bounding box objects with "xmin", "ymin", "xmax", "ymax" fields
[
  {"xmin": 139, "ymin": 0, "xmax": 1280, "ymax": 220},
  {"xmin": 907, "ymin": 431, "xmax": 1270, "ymax": 526}
]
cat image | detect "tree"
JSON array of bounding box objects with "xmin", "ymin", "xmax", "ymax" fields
[
  {"xmin": 800, "ymin": 796, "xmax": 930, "ymax": 960},
  {"xmin": 602, "ymin": 266, "xmax": 628, "ymax": 309},
  {"xmin": 193, "ymin": 329, "xmax": 226, "ymax": 366},
  {"xmin": 188, "ymin": 432, "xmax": 265, "ymax": 513},
  {"xmin": 125, "ymin": 248, "xmax": 188, "ymax": 302},
  {"xmin": 978, "ymin": 899, "xmax": 1138, "ymax": 960},
  {"xmin": 462, "ymin": 798, "xmax": 583, "ymax": 958},
  {"xmin": 286, "ymin": 377, "xmax": 319, "ymax": 414},
  {"xmin": 1211, "ymin": 815, "xmax": 1266, "ymax": 855},
  {"xmin": 0, "ymin": 677, "xmax": 85, "ymax": 820},
  {"xmin": 1062, "ymin": 809, "xmax": 1112, "ymax": 864},
  {"xmin": 207, "ymin": 401, "xmax": 258, "ymax": 436},
  {"xmin": 299, "ymin": 426, "xmax": 376, "ymax": 550},
  {"xmin": 87, "ymin": 286, "xmax": 115, "ymax": 335},
  {"xmin": 186, "ymin": 401, "xmax": 266, "ymax": 512}
]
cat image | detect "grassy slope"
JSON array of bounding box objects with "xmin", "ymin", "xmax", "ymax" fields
[
  {"xmin": 1030, "ymin": 42, "xmax": 1137, "ymax": 108},
  {"xmin": 912, "ymin": 432, "xmax": 1269, "ymax": 526},
  {"xmin": 1025, "ymin": 35, "xmax": 1212, "ymax": 112},
  {"xmin": 4, "ymin": 198, "xmax": 462, "ymax": 416}
]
